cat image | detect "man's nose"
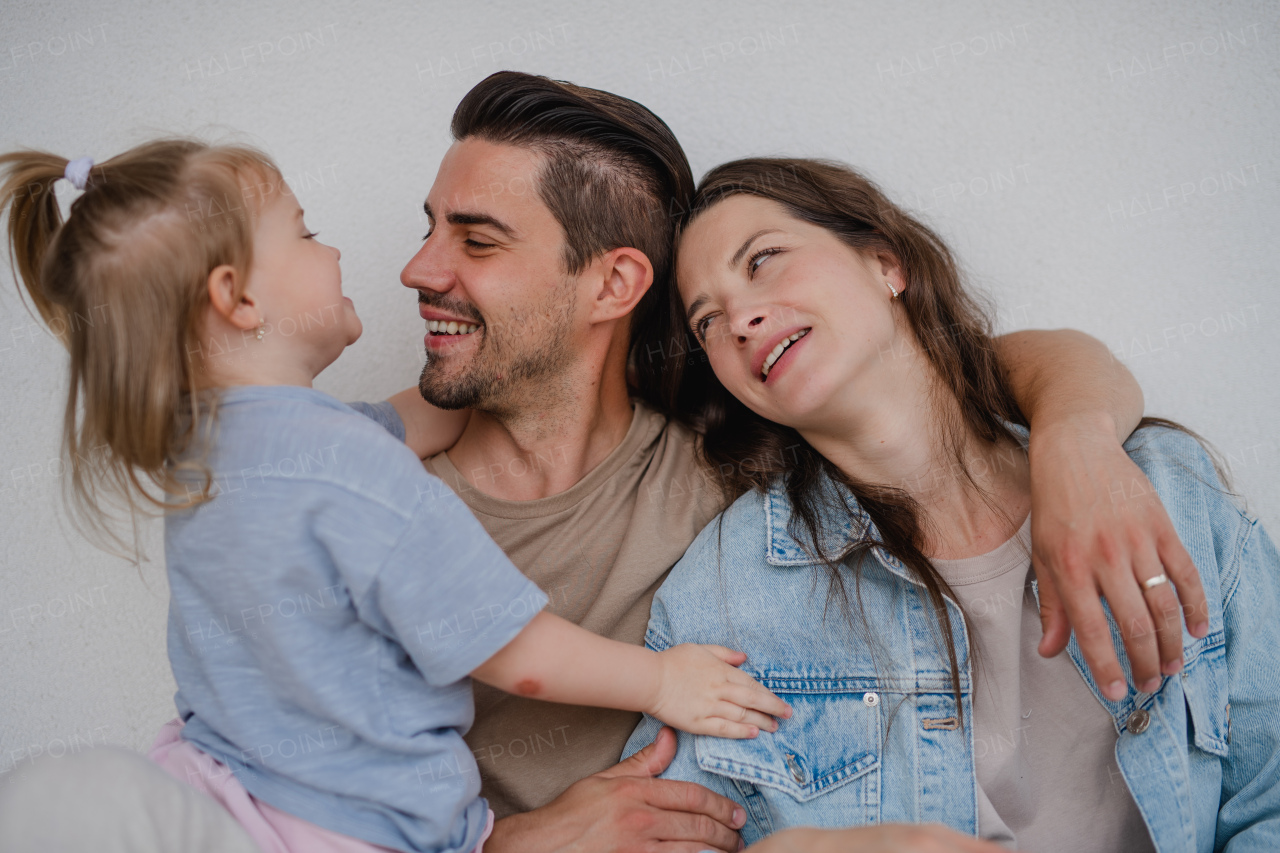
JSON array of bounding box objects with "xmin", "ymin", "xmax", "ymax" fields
[{"xmin": 400, "ymin": 240, "xmax": 452, "ymax": 293}]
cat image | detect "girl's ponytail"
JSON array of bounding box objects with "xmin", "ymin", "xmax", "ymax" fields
[
  {"xmin": 0, "ymin": 140, "xmax": 281, "ymax": 559},
  {"xmin": 0, "ymin": 151, "xmax": 74, "ymax": 334}
]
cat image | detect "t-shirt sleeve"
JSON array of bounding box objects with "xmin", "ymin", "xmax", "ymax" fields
[
  {"xmin": 354, "ymin": 488, "xmax": 548, "ymax": 686},
  {"xmin": 346, "ymin": 401, "xmax": 407, "ymax": 443}
]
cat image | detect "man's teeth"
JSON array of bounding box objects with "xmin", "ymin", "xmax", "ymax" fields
[
  {"xmin": 761, "ymin": 329, "xmax": 808, "ymax": 378},
  {"xmin": 427, "ymin": 320, "xmax": 479, "ymax": 335}
]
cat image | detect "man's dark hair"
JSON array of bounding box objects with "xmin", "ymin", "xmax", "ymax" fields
[{"xmin": 451, "ymin": 71, "xmax": 695, "ymax": 403}]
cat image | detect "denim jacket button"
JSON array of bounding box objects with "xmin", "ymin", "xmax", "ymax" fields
[
  {"xmin": 863, "ymin": 692, "xmax": 880, "ymax": 707},
  {"xmin": 1127, "ymin": 708, "xmax": 1151, "ymax": 734}
]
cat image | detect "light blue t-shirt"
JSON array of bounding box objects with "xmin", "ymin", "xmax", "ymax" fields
[{"xmin": 165, "ymin": 385, "xmax": 547, "ymax": 853}]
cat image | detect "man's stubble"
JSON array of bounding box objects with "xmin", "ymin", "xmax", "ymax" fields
[{"xmin": 418, "ymin": 276, "xmax": 580, "ymax": 420}]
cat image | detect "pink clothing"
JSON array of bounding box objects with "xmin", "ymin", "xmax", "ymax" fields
[{"xmin": 148, "ymin": 719, "xmax": 495, "ymax": 853}]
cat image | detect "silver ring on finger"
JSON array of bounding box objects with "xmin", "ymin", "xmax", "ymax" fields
[{"xmin": 1141, "ymin": 573, "xmax": 1170, "ymax": 591}]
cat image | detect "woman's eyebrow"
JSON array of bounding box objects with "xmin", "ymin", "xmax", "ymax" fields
[
  {"xmin": 728, "ymin": 229, "xmax": 781, "ymax": 270},
  {"xmin": 686, "ymin": 294, "xmax": 708, "ymax": 324}
]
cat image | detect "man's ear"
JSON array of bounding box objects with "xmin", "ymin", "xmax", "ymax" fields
[
  {"xmin": 590, "ymin": 247, "xmax": 653, "ymax": 324},
  {"xmin": 206, "ymin": 265, "xmax": 259, "ymax": 331}
]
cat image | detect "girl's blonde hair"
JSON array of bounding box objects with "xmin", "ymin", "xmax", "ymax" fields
[{"xmin": 0, "ymin": 139, "xmax": 282, "ymax": 556}]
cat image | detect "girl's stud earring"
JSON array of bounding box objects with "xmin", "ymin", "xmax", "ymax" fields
[
  {"xmin": 256, "ymin": 317, "xmax": 267, "ymax": 341},
  {"xmin": 885, "ymin": 281, "xmax": 900, "ymax": 300}
]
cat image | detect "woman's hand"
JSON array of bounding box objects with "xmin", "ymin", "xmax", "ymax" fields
[
  {"xmin": 744, "ymin": 824, "xmax": 1007, "ymax": 852},
  {"xmin": 648, "ymin": 645, "xmax": 792, "ymax": 739},
  {"xmin": 1028, "ymin": 413, "xmax": 1208, "ymax": 700}
]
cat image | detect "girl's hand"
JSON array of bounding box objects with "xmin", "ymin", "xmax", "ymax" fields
[
  {"xmin": 646, "ymin": 644, "xmax": 791, "ymax": 738},
  {"xmin": 387, "ymin": 387, "xmax": 470, "ymax": 459}
]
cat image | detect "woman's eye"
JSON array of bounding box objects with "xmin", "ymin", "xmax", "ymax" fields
[
  {"xmin": 748, "ymin": 247, "xmax": 780, "ymax": 277},
  {"xmin": 304, "ymin": 231, "xmax": 319, "ymax": 239}
]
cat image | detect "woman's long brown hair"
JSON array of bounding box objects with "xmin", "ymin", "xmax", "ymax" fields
[
  {"xmin": 0, "ymin": 139, "xmax": 280, "ymax": 558},
  {"xmin": 635, "ymin": 157, "xmax": 1227, "ymax": 726},
  {"xmin": 638, "ymin": 158, "xmax": 1032, "ymax": 722}
]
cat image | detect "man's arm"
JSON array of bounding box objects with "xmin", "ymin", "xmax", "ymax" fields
[
  {"xmin": 386, "ymin": 387, "xmax": 470, "ymax": 459},
  {"xmin": 995, "ymin": 328, "xmax": 1208, "ymax": 701}
]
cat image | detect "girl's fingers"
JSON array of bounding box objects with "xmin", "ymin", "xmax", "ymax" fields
[
  {"xmin": 702, "ymin": 644, "xmax": 748, "ymax": 665},
  {"xmin": 704, "ymin": 717, "xmax": 762, "ymax": 739},
  {"xmin": 721, "ymin": 683, "xmax": 791, "ymax": 718},
  {"xmin": 707, "ymin": 700, "xmax": 780, "ymax": 733}
]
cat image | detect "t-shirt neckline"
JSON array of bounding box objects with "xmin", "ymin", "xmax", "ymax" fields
[
  {"xmin": 428, "ymin": 401, "xmax": 663, "ymax": 520},
  {"xmin": 930, "ymin": 514, "xmax": 1033, "ymax": 586}
]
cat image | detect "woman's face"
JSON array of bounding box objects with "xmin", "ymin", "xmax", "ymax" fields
[{"xmin": 676, "ymin": 195, "xmax": 907, "ymax": 431}]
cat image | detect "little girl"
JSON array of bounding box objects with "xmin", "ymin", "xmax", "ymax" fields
[{"xmin": 0, "ymin": 140, "xmax": 789, "ymax": 853}]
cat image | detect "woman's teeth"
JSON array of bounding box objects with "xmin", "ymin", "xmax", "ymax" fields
[
  {"xmin": 761, "ymin": 329, "xmax": 808, "ymax": 379},
  {"xmin": 427, "ymin": 320, "xmax": 479, "ymax": 336}
]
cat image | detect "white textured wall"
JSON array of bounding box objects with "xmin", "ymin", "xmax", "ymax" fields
[{"xmin": 2, "ymin": 0, "xmax": 1276, "ymax": 772}]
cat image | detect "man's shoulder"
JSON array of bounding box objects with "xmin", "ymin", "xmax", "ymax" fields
[
  {"xmin": 662, "ymin": 489, "xmax": 769, "ymax": 584},
  {"xmin": 634, "ymin": 402, "xmax": 725, "ymax": 520}
]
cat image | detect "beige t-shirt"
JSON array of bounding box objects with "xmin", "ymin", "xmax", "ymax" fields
[
  {"xmin": 932, "ymin": 515, "xmax": 1155, "ymax": 852},
  {"xmin": 424, "ymin": 401, "xmax": 724, "ymax": 819}
]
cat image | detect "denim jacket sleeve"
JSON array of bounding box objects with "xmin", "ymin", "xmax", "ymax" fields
[
  {"xmin": 622, "ymin": 595, "xmax": 763, "ymax": 840},
  {"xmin": 1215, "ymin": 512, "xmax": 1280, "ymax": 851}
]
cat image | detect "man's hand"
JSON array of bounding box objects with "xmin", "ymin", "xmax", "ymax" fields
[
  {"xmin": 1029, "ymin": 413, "xmax": 1209, "ymax": 700},
  {"xmin": 483, "ymin": 726, "xmax": 746, "ymax": 853},
  {"xmin": 744, "ymin": 824, "xmax": 1006, "ymax": 852},
  {"xmin": 649, "ymin": 645, "xmax": 791, "ymax": 739}
]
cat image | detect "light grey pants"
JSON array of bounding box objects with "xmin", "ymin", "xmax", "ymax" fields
[{"xmin": 0, "ymin": 746, "xmax": 261, "ymax": 852}]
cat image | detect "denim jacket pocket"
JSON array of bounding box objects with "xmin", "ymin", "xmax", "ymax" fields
[
  {"xmin": 694, "ymin": 691, "xmax": 882, "ymax": 829},
  {"xmin": 1181, "ymin": 638, "xmax": 1229, "ymax": 757}
]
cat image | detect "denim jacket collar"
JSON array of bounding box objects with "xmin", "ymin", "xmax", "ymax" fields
[{"xmin": 763, "ymin": 475, "xmax": 911, "ymax": 584}]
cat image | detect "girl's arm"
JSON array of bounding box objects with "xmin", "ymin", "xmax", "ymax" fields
[
  {"xmin": 386, "ymin": 387, "xmax": 470, "ymax": 459},
  {"xmin": 471, "ymin": 611, "xmax": 791, "ymax": 739}
]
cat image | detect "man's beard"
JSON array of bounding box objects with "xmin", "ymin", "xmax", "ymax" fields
[{"xmin": 417, "ymin": 280, "xmax": 578, "ymax": 413}]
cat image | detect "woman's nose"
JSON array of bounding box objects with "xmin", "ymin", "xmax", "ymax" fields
[{"xmin": 736, "ymin": 314, "xmax": 767, "ymax": 344}]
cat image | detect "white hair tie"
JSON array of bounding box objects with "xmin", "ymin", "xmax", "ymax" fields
[{"xmin": 64, "ymin": 156, "xmax": 94, "ymax": 190}]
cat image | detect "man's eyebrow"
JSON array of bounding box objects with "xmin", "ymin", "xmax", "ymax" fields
[
  {"xmin": 729, "ymin": 229, "xmax": 781, "ymax": 271},
  {"xmin": 446, "ymin": 210, "xmax": 516, "ymax": 238},
  {"xmin": 421, "ymin": 201, "xmax": 516, "ymax": 238}
]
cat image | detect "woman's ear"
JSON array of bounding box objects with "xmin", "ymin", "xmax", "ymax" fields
[
  {"xmin": 591, "ymin": 247, "xmax": 654, "ymax": 323},
  {"xmin": 874, "ymin": 251, "xmax": 907, "ymax": 295},
  {"xmin": 206, "ymin": 265, "xmax": 259, "ymax": 331}
]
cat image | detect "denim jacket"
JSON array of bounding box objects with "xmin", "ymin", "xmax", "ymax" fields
[{"xmin": 624, "ymin": 426, "xmax": 1280, "ymax": 852}]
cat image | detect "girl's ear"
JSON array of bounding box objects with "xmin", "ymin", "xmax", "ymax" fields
[{"xmin": 206, "ymin": 265, "xmax": 259, "ymax": 331}]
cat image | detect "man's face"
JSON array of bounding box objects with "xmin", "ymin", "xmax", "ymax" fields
[{"xmin": 401, "ymin": 138, "xmax": 581, "ymax": 413}]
